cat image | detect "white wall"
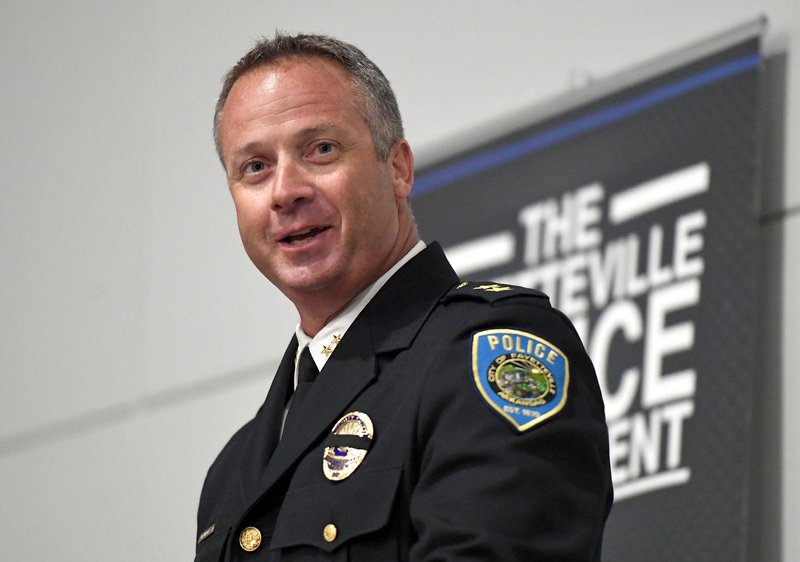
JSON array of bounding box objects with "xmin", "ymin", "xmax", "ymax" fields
[{"xmin": 1, "ymin": 1, "xmax": 796, "ymax": 560}]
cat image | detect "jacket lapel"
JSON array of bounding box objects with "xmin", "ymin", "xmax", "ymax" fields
[
  {"xmin": 254, "ymin": 317, "xmax": 378, "ymax": 493},
  {"xmin": 239, "ymin": 336, "xmax": 298, "ymax": 493}
]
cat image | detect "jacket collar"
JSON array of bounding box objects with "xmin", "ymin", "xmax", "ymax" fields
[{"xmin": 366, "ymin": 242, "xmax": 459, "ymax": 353}]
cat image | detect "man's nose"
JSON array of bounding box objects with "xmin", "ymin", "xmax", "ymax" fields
[{"xmin": 270, "ymin": 160, "xmax": 315, "ymax": 212}]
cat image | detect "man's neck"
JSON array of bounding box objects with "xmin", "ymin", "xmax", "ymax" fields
[{"xmin": 296, "ymin": 236, "xmax": 422, "ymax": 337}]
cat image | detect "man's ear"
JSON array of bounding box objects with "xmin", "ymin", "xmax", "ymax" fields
[{"xmin": 388, "ymin": 140, "xmax": 414, "ymax": 199}]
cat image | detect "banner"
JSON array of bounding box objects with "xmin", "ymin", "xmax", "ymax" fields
[{"xmin": 412, "ymin": 31, "xmax": 762, "ymax": 561}]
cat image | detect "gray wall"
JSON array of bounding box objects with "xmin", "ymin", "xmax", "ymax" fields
[{"xmin": 1, "ymin": 2, "xmax": 796, "ymax": 560}]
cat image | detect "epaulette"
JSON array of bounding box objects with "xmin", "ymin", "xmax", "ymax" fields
[{"xmin": 440, "ymin": 281, "xmax": 549, "ymax": 305}]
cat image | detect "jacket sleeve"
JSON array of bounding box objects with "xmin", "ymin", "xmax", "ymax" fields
[{"xmin": 409, "ymin": 291, "xmax": 613, "ymax": 561}]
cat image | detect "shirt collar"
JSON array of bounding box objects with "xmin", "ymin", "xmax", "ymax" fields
[{"xmin": 295, "ymin": 240, "xmax": 426, "ymax": 371}]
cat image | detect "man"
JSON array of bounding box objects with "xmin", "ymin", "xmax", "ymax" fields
[{"xmin": 196, "ymin": 33, "xmax": 612, "ymax": 561}]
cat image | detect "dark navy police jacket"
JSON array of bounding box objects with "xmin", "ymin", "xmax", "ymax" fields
[{"xmin": 195, "ymin": 242, "xmax": 612, "ymax": 561}]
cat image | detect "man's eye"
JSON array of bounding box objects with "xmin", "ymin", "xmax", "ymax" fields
[
  {"xmin": 317, "ymin": 143, "xmax": 334, "ymax": 154},
  {"xmin": 245, "ymin": 161, "xmax": 266, "ymax": 174}
]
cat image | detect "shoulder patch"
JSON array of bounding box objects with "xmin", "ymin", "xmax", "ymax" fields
[
  {"xmin": 441, "ymin": 281, "xmax": 548, "ymax": 305},
  {"xmin": 471, "ymin": 329, "xmax": 569, "ymax": 432}
]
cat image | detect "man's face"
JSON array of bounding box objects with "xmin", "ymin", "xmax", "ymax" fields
[{"xmin": 218, "ymin": 57, "xmax": 412, "ymax": 311}]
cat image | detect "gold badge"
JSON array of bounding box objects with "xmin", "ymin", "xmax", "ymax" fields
[
  {"xmin": 239, "ymin": 526, "xmax": 262, "ymax": 552},
  {"xmin": 323, "ymin": 411, "xmax": 374, "ymax": 481}
]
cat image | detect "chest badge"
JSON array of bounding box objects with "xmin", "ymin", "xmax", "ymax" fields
[
  {"xmin": 323, "ymin": 411, "xmax": 374, "ymax": 481},
  {"xmin": 472, "ymin": 329, "xmax": 569, "ymax": 432}
]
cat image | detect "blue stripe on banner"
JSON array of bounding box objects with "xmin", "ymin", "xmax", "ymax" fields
[{"xmin": 412, "ymin": 53, "xmax": 762, "ymax": 197}]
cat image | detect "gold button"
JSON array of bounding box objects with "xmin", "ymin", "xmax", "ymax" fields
[
  {"xmin": 323, "ymin": 523, "xmax": 338, "ymax": 543},
  {"xmin": 239, "ymin": 526, "xmax": 262, "ymax": 552}
]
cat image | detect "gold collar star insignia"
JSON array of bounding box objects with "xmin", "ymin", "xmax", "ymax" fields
[
  {"xmin": 320, "ymin": 334, "xmax": 343, "ymax": 357},
  {"xmin": 474, "ymin": 283, "xmax": 513, "ymax": 292}
]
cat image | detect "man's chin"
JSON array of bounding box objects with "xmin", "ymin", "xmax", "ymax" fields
[{"xmin": 272, "ymin": 269, "xmax": 342, "ymax": 298}]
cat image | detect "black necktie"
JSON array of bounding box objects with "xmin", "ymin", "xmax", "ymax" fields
[{"xmin": 282, "ymin": 346, "xmax": 319, "ymax": 435}]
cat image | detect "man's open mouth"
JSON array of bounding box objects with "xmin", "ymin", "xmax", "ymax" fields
[{"xmin": 282, "ymin": 227, "xmax": 329, "ymax": 245}]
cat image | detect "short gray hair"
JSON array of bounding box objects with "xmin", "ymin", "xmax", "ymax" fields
[{"xmin": 213, "ymin": 32, "xmax": 404, "ymax": 163}]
